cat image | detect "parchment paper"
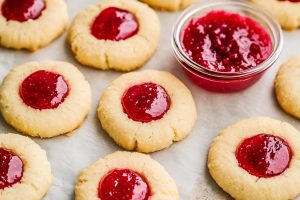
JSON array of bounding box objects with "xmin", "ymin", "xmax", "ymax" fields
[{"xmin": 0, "ymin": 0, "xmax": 299, "ymax": 199}]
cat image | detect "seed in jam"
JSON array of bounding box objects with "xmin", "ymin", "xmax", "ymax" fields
[
  {"xmin": 0, "ymin": 148, "xmax": 23, "ymax": 190},
  {"xmin": 91, "ymin": 7, "xmax": 139, "ymax": 41},
  {"xmin": 98, "ymin": 169, "xmax": 150, "ymax": 200},
  {"xmin": 236, "ymin": 134, "xmax": 292, "ymax": 178},
  {"xmin": 19, "ymin": 70, "xmax": 69, "ymax": 110},
  {"xmin": 121, "ymin": 83, "xmax": 171, "ymax": 123},
  {"xmin": 1, "ymin": 0, "xmax": 46, "ymax": 22},
  {"xmin": 182, "ymin": 10, "xmax": 273, "ymax": 72}
]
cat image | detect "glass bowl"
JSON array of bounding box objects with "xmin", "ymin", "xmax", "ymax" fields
[{"xmin": 171, "ymin": 0, "xmax": 283, "ymax": 92}]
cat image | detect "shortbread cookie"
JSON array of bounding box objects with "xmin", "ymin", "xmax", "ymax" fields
[
  {"xmin": 0, "ymin": 61, "xmax": 91, "ymax": 138},
  {"xmin": 251, "ymin": 0, "xmax": 300, "ymax": 30},
  {"xmin": 275, "ymin": 55, "xmax": 300, "ymax": 119},
  {"xmin": 0, "ymin": 0, "xmax": 68, "ymax": 51},
  {"xmin": 0, "ymin": 133, "xmax": 52, "ymax": 200},
  {"xmin": 139, "ymin": 0, "xmax": 195, "ymax": 11},
  {"xmin": 68, "ymin": 0, "xmax": 160, "ymax": 71},
  {"xmin": 98, "ymin": 70, "xmax": 197, "ymax": 153},
  {"xmin": 208, "ymin": 117, "xmax": 300, "ymax": 200},
  {"xmin": 75, "ymin": 151, "xmax": 179, "ymax": 200}
]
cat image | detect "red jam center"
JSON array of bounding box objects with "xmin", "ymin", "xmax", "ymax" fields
[
  {"xmin": 182, "ymin": 10, "xmax": 273, "ymax": 72},
  {"xmin": 98, "ymin": 169, "xmax": 150, "ymax": 200},
  {"xmin": 0, "ymin": 148, "xmax": 23, "ymax": 190},
  {"xmin": 121, "ymin": 83, "xmax": 171, "ymax": 123},
  {"xmin": 236, "ymin": 134, "xmax": 292, "ymax": 178},
  {"xmin": 2, "ymin": 0, "xmax": 46, "ymax": 22},
  {"xmin": 91, "ymin": 7, "xmax": 139, "ymax": 41},
  {"xmin": 20, "ymin": 70, "xmax": 69, "ymax": 110}
]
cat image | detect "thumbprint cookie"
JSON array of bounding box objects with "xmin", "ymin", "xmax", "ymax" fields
[
  {"xmin": 98, "ymin": 70, "xmax": 197, "ymax": 153},
  {"xmin": 0, "ymin": 61, "xmax": 91, "ymax": 138}
]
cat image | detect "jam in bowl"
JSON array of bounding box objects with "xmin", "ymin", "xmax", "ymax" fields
[{"xmin": 172, "ymin": 0, "xmax": 283, "ymax": 92}]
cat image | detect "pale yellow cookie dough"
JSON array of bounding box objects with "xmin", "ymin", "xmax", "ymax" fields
[
  {"xmin": 139, "ymin": 0, "xmax": 195, "ymax": 11},
  {"xmin": 0, "ymin": 133, "xmax": 52, "ymax": 200},
  {"xmin": 0, "ymin": 61, "xmax": 91, "ymax": 138},
  {"xmin": 98, "ymin": 70, "xmax": 197, "ymax": 153},
  {"xmin": 275, "ymin": 55, "xmax": 300, "ymax": 119},
  {"xmin": 0, "ymin": 0, "xmax": 68, "ymax": 51},
  {"xmin": 251, "ymin": 0, "xmax": 300, "ymax": 30},
  {"xmin": 68, "ymin": 0, "xmax": 160, "ymax": 71},
  {"xmin": 208, "ymin": 117, "xmax": 300, "ymax": 200},
  {"xmin": 75, "ymin": 151, "xmax": 179, "ymax": 200}
]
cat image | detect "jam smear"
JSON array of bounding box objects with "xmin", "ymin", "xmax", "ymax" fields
[
  {"xmin": 0, "ymin": 148, "xmax": 23, "ymax": 190},
  {"xmin": 2, "ymin": 0, "xmax": 46, "ymax": 22},
  {"xmin": 98, "ymin": 169, "xmax": 150, "ymax": 200},
  {"xmin": 236, "ymin": 134, "xmax": 292, "ymax": 178},
  {"xmin": 182, "ymin": 10, "xmax": 273, "ymax": 72},
  {"xmin": 20, "ymin": 70, "xmax": 69, "ymax": 110},
  {"xmin": 91, "ymin": 7, "xmax": 139, "ymax": 41},
  {"xmin": 122, "ymin": 83, "xmax": 171, "ymax": 123}
]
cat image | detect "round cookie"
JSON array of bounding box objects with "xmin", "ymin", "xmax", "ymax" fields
[
  {"xmin": 275, "ymin": 55, "xmax": 300, "ymax": 119},
  {"xmin": 208, "ymin": 117, "xmax": 300, "ymax": 200},
  {"xmin": 139, "ymin": 0, "xmax": 195, "ymax": 11},
  {"xmin": 0, "ymin": 61, "xmax": 91, "ymax": 138},
  {"xmin": 98, "ymin": 70, "xmax": 197, "ymax": 153},
  {"xmin": 68, "ymin": 0, "xmax": 160, "ymax": 71},
  {"xmin": 0, "ymin": 0, "xmax": 68, "ymax": 51},
  {"xmin": 0, "ymin": 133, "xmax": 52, "ymax": 200},
  {"xmin": 251, "ymin": 0, "xmax": 300, "ymax": 30},
  {"xmin": 75, "ymin": 151, "xmax": 179, "ymax": 200}
]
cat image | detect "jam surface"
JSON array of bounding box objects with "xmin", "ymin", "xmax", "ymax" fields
[
  {"xmin": 91, "ymin": 7, "xmax": 139, "ymax": 41},
  {"xmin": 2, "ymin": 0, "xmax": 46, "ymax": 22},
  {"xmin": 0, "ymin": 148, "xmax": 23, "ymax": 190},
  {"xmin": 98, "ymin": 169, "xmax": 150, "ymax": 200},
  {"xmin": 20, "ymin": 70, "xmax": 69, "ymax": 110},
  {"xmin": 182, "ymin": 10, "xmax": 273, "ymax": 72},
  {"xmin": 236, "ymin": 134, "xmax": 292, "ymax": 178},
  {"xmin": 122, "ymin": 83, "xmax": 171, "ymax": 123}
]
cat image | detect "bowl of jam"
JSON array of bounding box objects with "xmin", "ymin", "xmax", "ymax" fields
[{"xmin": 172, "ymin": 0, "xmax": 283, "ymax": 92}]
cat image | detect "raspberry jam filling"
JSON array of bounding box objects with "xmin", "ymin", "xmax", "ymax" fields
[
  {"xmin": 121, "ymin": 83, "xmax": 171, "ymax": 123},
  {"xmin": 182, "ymin": 10, "xmax": 273, "ymax": 72},
  {"xmin": 91, "ymin": 7, "xmax": 139, "ymax": 41},
  {"xmin": 20, "ymin": 70, "xmax": 69, "ymax": 110},
  {"xmin": 2, "ymin": 0, "xmax": 46, "ymax": 22},
  {"xmin": 236, "ymin": 134, "xmax": 292, "ymax": 178},
  {"xmin": 0, "ymin": 148, "xmax": 23, "ymax": 190},
  {"xmin": 98, "ymin": 169, "xmax": 150, "ymax": 200}
]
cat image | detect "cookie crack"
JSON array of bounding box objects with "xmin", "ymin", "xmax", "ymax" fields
[
  {"xmin": 133, "ymin": 139, "xmax": 138, "ymax": 151},
  {"xmin": 104, "ymin": 50, "xmax": 110, "ymax": 69},
  {"xmin": 133, "ymin": 123, "xmax": 143, "ymax": 151},
  {"xmin": 171, "ymin": 126, "xmax": 179, "ymax": 142},
  {"xmin": 138, "ymin": 33, "xmax": 150, "ymax": 44},
  {"xmin": 179, "ymin": 0, "xmax": 184, "ymax": 9}
]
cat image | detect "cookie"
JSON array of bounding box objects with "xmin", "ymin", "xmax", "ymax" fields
[
  {"xmin": 75, "ymin": 151, "xmax": 179, "ymax": 200},
  {"xmin": 0, "ymin": 0, "xmax": 68, "ymax": 51},
  {"xmin": 208, "ymin": 117, "xmax": 300, "ymax": 200},
  {"xmin": 139, "ymin": 0, "xmax": 195, "ymax": 11},
  {"xmin": 275, "ymin": 55, "xmax": 300, "ymax": 119},
  {"xmin": 98, "ymin": 70, "xmax": 197, "ymax": 153},
  {"xmin": 251, "ymin": 0, "xmax": 300, "ymax": 30},
  {"xmin": 68, "ymin": 0, "xmax": 160, "ymax": 71},
  {"xmin": 0, "ymin": 133, "xmax": 52, "ymax": 200},
  {"xmin": 0, "ymin": 61, "xmax": 91, "ymax": 138}
]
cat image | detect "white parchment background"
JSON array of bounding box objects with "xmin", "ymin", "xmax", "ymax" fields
[{"xmin": 0, "ymin": 0, "xmax": 299, "ymax": 199}]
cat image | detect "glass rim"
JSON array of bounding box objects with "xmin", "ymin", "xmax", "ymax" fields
[{"xmin": 171, "ymin": 0, "xmax": 283, "ymax": 79}]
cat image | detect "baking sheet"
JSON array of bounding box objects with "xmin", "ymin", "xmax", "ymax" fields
[{"xmin": 0, "ymin": 0, "xmax": 299, "ymax": 199}]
